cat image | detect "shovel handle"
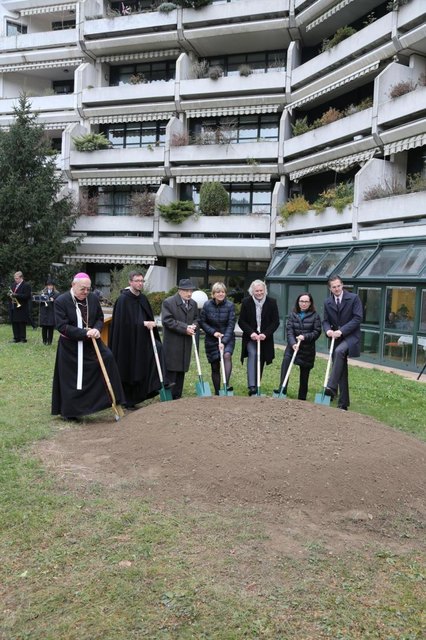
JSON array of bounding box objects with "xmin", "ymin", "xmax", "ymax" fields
[
  {"xmin": 323, "ymin": 336, "xmax": 335, "ymax": 389},
  {"xmin": 281, "ymin": 337, "xmax": 302, "ymax": 391},
  {"xmin": 149, "ymin": 327, "xmax": 164, "ymax": 384},
  {"xmin": 218, "ymin": 336, "xmax": 227, "ymax": 386},
  {"xmin": 257, "ymin": 337, "xmax": 262, "ymax": 389},
  {"xmin": 91, "ymin": 337, "xmax": 124, "ymax": 420},
  {"xmin": 192, "ymin": 333, "xmax": 203, "ymax": 376}
]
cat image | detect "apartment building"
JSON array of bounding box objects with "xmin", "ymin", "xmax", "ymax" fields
[{"xmin": 0, "ymin": 0, "xmax": 425, "ymax": 371}]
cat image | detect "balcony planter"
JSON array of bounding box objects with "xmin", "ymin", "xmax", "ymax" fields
[
  {"xmin": 179, "ymin": 72, "xmax": 285, "ymax": 99},
  {"xmin": 285, "ymin": 109, "xmax": 372, "ymax": 158},
  {"xmin": 74, "ymin": 215, "xmax": 155, "ymax": 234},
  {"xmin": 278, "ymin": 206, "xmax": 352, "ymax": 233},
  {"xmin": 69, "ymin": 146, "xmax": 165, "ymax": 166},
  {"xmin": 378, "ymin": 87, "xmax": 426, "ymax": 126},
  {"xmin": 358, "ymin": 192, "xmax": 425, "ymax": 225},
  {"xmin": 82, "ymin": 81, "xmax": 174, "ymax": 106},
  {"xmin": 159, "ymin": 214, "xmax": 270, "ymax": 234},
  {"xmin": 170, "ymin": 140, "xmax": 278, "ymax": 163}
]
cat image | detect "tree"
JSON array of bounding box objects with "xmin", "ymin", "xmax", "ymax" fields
[
  {"xmin": 199, "ymin": 182, "xmax": 229, "ymax": 216},
  {"xmin": 0, "ymin": 94, "xmax": 79, "ymax": 288}
]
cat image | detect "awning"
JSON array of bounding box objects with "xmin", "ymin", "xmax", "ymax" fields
[
  {"xmin": 89, "ymin": 112, "xmax": 173, "ymax": 124},
  {"xmin": 0, "ymin": 58, "xmax": 84, "ymax": 73},
  {"xmin": 287, "ymin": 62, "xmax": 379, "ymax": 110},
  {"xmin": 21, "ymin": 3, "xmax": 76, "ymax": 15},
  {"xmin": 289, "ymin": 150, "xmax": 376, "ymax": 180},
  {"xmin": 78, "ymin": 177, "xmax": 163, "ymax": 186},
  {"xmin": 176, "ymin": 174, "xmax": 271, "ymax": 184},
  {"xmin": 186, "ymin": 105, "xmax": 281, "ymax": 118},
  {"xmin": 306, "ymin": 0, "xmax": 356, "ymax": 32},
  {"xmin": 64, "ymin": 254, "xmax": 157, "ymax": 265},
  {"xmin": 384, "ymin": 133, "xmax": 426, "ymax": 156},
  {"xmin": 99, "ymin": 50, "xmax": 180, "ymax": 63}
]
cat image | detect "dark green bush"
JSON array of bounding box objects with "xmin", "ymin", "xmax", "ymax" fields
[{"xmin": 199, "ymin": 182, "xmax": 229, "ymax": 216}]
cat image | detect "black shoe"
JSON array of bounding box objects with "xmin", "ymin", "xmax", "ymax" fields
[
  {"xmin": 63, "ymin": 416, "xmax": 79, "ymax": 422},
  {"xmin": 248, "ymin": 387, "xmax": 257, "ymax": 396},
  {"xmin": 226, "ymin": 386, "xmax": 233, "ymax": 392},
  {"xmin": 124, "ymin": 403, "xmax": 137, "ymax": 410},
  {"xmin": 20, "ymin": 339, "xmax": 27, "ymax": 343},
  {"xmin": 324, "ymin": 387, "xmax": 335, "ymax": 400},
  {"xmin": 163, "ymin": 382, "xmax": 176, "ymax": 390}
]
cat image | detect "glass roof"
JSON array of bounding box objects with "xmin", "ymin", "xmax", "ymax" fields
[{"xmin": 267, "ymin": 242, "xmax": 426, "ymax": 280}]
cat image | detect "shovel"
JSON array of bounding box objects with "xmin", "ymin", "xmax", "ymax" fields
[
  {"xmin": 255, "ymin": 338, "xmax": 265, "ymax": 397},
  {"xmin": 314, "ymin": 336, "xmax": 335, "ymax": 406},
  {"xmin": 218, "ymin": 336, "xmax": 233, "ymax": 396},
  {"xmin": 92, "ymin": 337, "xmax": 124, "ymax": 421},
  {"xmin": 192, "ymin": 334, "xmax": 212, "ymax": 397},
  {"xmin": 273, "ymin": 337, "xmax": 302, "ymax": 398},
  {"xmin": 149, "ymin": 327, "xmax": 173, "ymax": 402}
]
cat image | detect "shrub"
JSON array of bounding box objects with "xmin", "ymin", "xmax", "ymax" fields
[
  {"xmin": 389, "ymin": 79, "xmax": 416, "ymax": 98},
  {"xmin": 175, "ymin": 0, "xmax": 211, "ymax": 7},
  {"xmin": 129, "ymin": 191, "xmax": 156, "ymax": 216},
  {"xmin": 78, "ymin": 191, "xmax": 99, "ymax": 216},
  {"xmin": 191, "ymin": 59, "xmax": 209, "ymax": 79},
  {"xmin": 268, "ymin": 56, "xmax": 286, "ymax": 71},
  {"xmin": 158, "ymin": 200, "xmax": 195, "ymax": 224},
  {"xmin": 279, "ymin": 195, "xmax": 310, "ymax": 223},
  {"xmin": 291, "ymin": 116, "xmax": 311, "ymax": 136},
  {"xmin": 363, "ymin": 180, "xmax": 406, "ymax": 200},
  {"xmin": 199, "ymin": 182, "xmax": 229, "ymax": 216},
  {"xmin": 407, "ymin": 173, "xmax": 426, "ymax": 193},
  {"xmin": 171, "ymin": 132, "xmax": 189, "ymax": 146},
  {"xmin": 73, "ymin": 132, "xmax": 111, "ymax": 152},
  {"xmin": 208, "ymin": 65, "xmax": 223, "ymax": 80},
  {"xmin": 318, "ymin": 107, "xmax": 343, "ymax": 126},
  {"xmin": 386, "ymin": 0, "xmax": 409, "ymax": 10},
  {"xmin": 157, "ymin": 2, "xmax": 177, "ymax": 12},
  {"xmin": 129, "ymin": 72, "xmax": 146, "ymax": 84},
  {"xmin": 321, "ymin": 26, "xmax": 356, "ymax": 52},
  {"xmin": 313, "ymin": 182, "xmax": 354, "ymax": 213},
  {"xmin": 238, "ymin": 64, "xmax": 252, "ymax": 77}
]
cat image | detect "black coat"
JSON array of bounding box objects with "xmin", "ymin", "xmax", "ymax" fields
[
  {"xmin": 199, "ymin": 298, "xmax": 236, "ymax": 363},
  {"xmin": 39, "ymin": 288, "xmax": 60, "ymax": 326},
  {"xmin": 284, "ymin": 310, "xmax": 322, "ymax": 369},
  {"xmin": 9, "ymin": 280, "xmax": 31, "ymax": 323},
  {"xmin": 109, "ymin": 290, "xmax": 161, "ymax": 403},
  {"xmin": 51, "ymin": 291, "xmax": 124, "ymax": 418},
  {"xmin": 239, "ymin": 295, "xmax": 280, "ymax": 365}
]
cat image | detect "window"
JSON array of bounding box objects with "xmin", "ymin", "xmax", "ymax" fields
[
  {"xmin": 6, "ymin": 21, "xmax": 27, "ymax": 36},
  {"xmin": 338, "ymin": 248, "xmax": 376, "ymax": 277},
  {"xmin": 189, "ymin": 114, "xmax": 279, "ymax": 143},
  {"xmin": 186, "ymin": 183, "xmax": 273, "ymax": 215},
  {"xmin": 52, "ymin": 19, "xmax": 76, "ymax": 30},
  {"xmin": 385, "ymin": 287, "xmax": 416, "ymax": 333},
  {"xmin": 52, "ymin": 80, "xmax": 74, "ymax": 95},
  {"xmin": 97, "ymin": 186, "xmax": 156, "ymax": 216},
  {"xmin": 110, "ymin": 61, "xmax": 176, "ymax": 85},
  {"xmin": 207, "ymin": 50, "xmax": 285, "ymax": 76},
  {"xmin": 101, "ymin": 121, "xmax": 167, "ymax": 148},
  {"xmin": 358, "ymin": 287, "xmax": 381, "ymax": 325},
  {"xmin": 362, "ymin": 246, "xmax": 416, "ymax": 277}
]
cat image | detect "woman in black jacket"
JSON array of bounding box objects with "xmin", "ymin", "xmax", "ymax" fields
[
  {"xmin": 275, "ymin": 292, "xmax": 322, "ymax": 400},
  {"xmin": 199, "ymin": 282, "xmax": 236, "ymax": 394}
]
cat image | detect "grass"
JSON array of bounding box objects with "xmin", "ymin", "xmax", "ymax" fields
[{"xmin": 0, "ymin": 324, "xmax": 425, "ymax": 639}]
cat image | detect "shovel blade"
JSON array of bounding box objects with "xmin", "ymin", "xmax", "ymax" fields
[
  {"xmin": 196, "ymin": 380, "xmax": 212, "ymax": 397},
  {"xmin": 219, "ymin": 387, "xmax": 233, "ymax": 396},
  {"xmin": 272, "ymin": 390, "xmax": 287, "ymax": 398},
  {"xmin": 159, "ymin": 386, "xmax": 173, "ymax": 402},
  {"xmin": 314, "ymin": 391, "xmax": 331, "ymax": 406}
]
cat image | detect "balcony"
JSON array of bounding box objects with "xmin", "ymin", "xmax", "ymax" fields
[
  {"xmin": 358, "ymin": 192, "xmax": 426, "ymax": 226},
  {"xmin": 69, "ymin": 146, "xmax": 165, "ymax": 168},
  {"xmin": 0, "ymin": 29, "xmax": 78, "ymax": 53},
  {"xmin": 284, "ymin": 109, "xmax": 373, "ymax": 159},
  {"xmin": 83, "ymin": 12, "xmax": 178, "ymax": 56},
  {"xmin": 73, "ymin": 215, "xmax": 155, "ymax": 255},
  {"xmin": 183, "ymin": 0, "xmax": 289, "ymax": 27},
  {"xmin": 292, "ymin": 14, "xmax": 393, "ymax": 89},
  {"xmin": 81, "ymin": 81, "xmax": 175, "ymax": 106},
  {"xmin": 169, "ymin": 140, "xmax": 279, "ymax": 164},
  {"xmin": 0, "ymin": 93, "xmax": 74, "ymax": 116},
  {"xmin": 179, "ymin": 72, "xmax": 285, "ymax": 100},
  {"xmin": 276, "ymin": 205, "xmax": 353, "ymax": 235},
  {"xmin": 377, "ymin": 87, "xmax": 426, "ymax": 128}
]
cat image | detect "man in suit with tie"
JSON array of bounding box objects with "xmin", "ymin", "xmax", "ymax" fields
[
  {"xmin": 323, "ymin": 275, "xmax": 363, "ymax": 411},
  {"xmin": 161, "ymin": 279, "xmax": 199, "ymax": 399},
  {"xmin": 8, "ymin": 271, "xmax": 32, "ymax": 343}
]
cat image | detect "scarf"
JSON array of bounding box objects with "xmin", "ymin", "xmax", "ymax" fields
[{"xmin": 252, "ymin": 295, "xmax": 266, "ymax": 332}]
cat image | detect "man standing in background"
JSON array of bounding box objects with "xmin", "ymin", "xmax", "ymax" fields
[{"xmin": 8, "ymin": 271, "xmax": 32, "ymax": 343}]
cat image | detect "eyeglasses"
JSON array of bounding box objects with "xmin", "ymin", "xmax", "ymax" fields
[
  {"xmin": 299, "ymin": 299, "xmax": 311, "ymax": 304},
  {"xmin": 132, "ymin": 279, "xmax": 144, "ymax": 283}
]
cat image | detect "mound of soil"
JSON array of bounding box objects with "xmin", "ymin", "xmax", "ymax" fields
[{"xmin": 38, "ymin": 397, "xmax": 425, "ymax": 553}]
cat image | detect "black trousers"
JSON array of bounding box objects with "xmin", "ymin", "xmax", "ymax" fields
[
  {"xmin": 12, "ymin": 322, "xmax": 27, "ymax": 342},
  {"xmin": 165, "ymin": 370, "xmax": 185, "ymax": 400},
  {"xmin": 41, "ymin": 325, "xmax": 54, "ymax": 345},
  {"xmin": 279, "ymin": 351, "xmax": 310, "ymax": 400},
  {"xmin": 327, "ymin": 339, "xmax": 350, "ymax": 408}
]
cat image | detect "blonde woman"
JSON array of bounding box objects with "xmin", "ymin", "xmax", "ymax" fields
[{"xmin": 199, "ymin": 282, "xmax": 236, "ymax": 395}]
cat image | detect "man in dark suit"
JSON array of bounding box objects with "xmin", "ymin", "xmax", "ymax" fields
[
  {"xmin": 323, "ymin": 274, "xmax": 363, "ymax": 411},
  {"xmin": 161, "ymin": 279, "xmax": 199, "ymax": 399},
  {"xmin": 8, "ymin": 271, "xmax": 32, "ymax": 343}
]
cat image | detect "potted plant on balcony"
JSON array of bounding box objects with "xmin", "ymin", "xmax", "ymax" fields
[
  {"xmin": 321, "ymin": 26, "xmax": 357, "ymax": 52},
  {"xmin": 279, "ymin": 195, "xmax": 310, "ymax": 224},
  {"xmin": 72, "ymin": 132, "xmax": 111, "ymax": 152},
  {"xmin": 130, "ymin": 191, "xmax": 156, "ymax": 216},
  {"xmin": 158, "ymin": 200, "xmax": 196, "ymax": 223},
  {"xmin": 199, "ymin": 182, "xmax": 229, "ymax": 216},
  {"xmin": 312, "ymin": 182, "xmax": 354, "ymax": 214}
]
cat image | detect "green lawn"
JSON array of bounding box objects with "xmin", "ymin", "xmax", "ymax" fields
[{"xmin": 0, "ymin": 324, "xmax": 425, "ymax": 639}]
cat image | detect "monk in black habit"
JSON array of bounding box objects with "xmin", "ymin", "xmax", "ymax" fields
[
  {"xmin": 109, "ymin": 271, "xmax": 164, "ymax": 409},
  {"xmin": 52, "ymin": 273, "xmax": 124, "ymax": 420}
]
